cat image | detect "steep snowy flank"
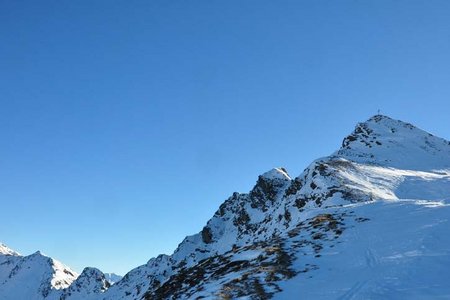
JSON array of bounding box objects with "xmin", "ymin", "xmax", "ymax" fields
[{"xmin": 1, "ymin": 114, "xmax": 449, "ymax": 299}]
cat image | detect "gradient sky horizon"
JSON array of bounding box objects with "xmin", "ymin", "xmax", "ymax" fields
[{"xmin": 1, "ymin": 1, "xmax": 450, "ymax": 275}]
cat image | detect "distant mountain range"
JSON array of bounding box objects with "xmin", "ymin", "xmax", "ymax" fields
[{"xmin": 2, "ymin": 115, "xmax": 450, "ymax": 299}]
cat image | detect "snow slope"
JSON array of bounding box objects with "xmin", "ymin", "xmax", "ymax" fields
[
  {"xmin": 275, "ymin": 199, "xmax": 450, "ymax": 299},
  {"xmin": 1, "ymin": 115, "xmax": 449, "ymax": 299}
]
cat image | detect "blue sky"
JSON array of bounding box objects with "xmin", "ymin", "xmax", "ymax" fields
[{"xmin": 1, "ymin": 1, "xmax": 450, "ymax": 275}]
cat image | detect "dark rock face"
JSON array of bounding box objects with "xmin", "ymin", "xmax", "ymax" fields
[
  {"xmin": 342, "ymin": 122, "xmax": 374, "ymax": 149},
  {"xmin": 201, "ymin": 227, "xmax": 213, "ymax": 244},
  {"xmin": 284, "ymin": 177, "xmax": 303, "ymax": 197},
  {"xmin": 249, "ymin": 170, "xmax": 291, "ymax": 211}
]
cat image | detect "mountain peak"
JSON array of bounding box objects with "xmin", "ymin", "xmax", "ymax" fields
[
  {"xmin": 341, "ymin": 115, "xmax": 404, "ymax": 148},
  {"xmin": 260, "ymin": 167, "xmax": 291, "ymax": 181},
  {"xmin": 366, "ymin": 114, "xmax": 397, "ymax": 122},
  {"xmin": 337, "ymin": 115, "xmax": 450, "ymax": 171},
  {"xmin": 31, "ymin": 250, "xmax": 44, "ymax": 257},
  {"xmin": 81, "ymin": 267, "xmax": 104, "ymax": 276},
  {"xmin": 253, "ymin": 167, "xmax": 292, "ymax": 201},
  {"xmin": 60, "ymin": 266, "xmax": 110, "ymax": 297},
  {"xmin": 364, "ymin": 114, "xmax": 417, "ymax": 130}
]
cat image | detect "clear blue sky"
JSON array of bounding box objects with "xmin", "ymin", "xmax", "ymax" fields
[{"xmin": 1, "ymin": 1, "xmax": 450, "ymax": 275}]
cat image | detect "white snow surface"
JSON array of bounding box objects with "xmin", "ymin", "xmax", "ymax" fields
[
  {"xmin": 274, "ymin": 199, "xmax": 450, "ymax": 299},
  {"xmin": 1, "ymin": 115, "xmax": 450, "ymax": 299}
]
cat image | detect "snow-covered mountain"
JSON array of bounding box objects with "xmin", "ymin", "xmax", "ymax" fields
[
  {"xmin": 0, "ymin": 244, "xmax": 119, "ymax": 300},
  {"xmin": 0, "ymin": 245, "xmax": 78, "ymax": 300},
  {"xmin": 60, "ymin": 267, "xmax": 111, "ymax": 300},
  {"xmin": 2, "ymin": 115, "xmax": 450, "ymax": 299}
]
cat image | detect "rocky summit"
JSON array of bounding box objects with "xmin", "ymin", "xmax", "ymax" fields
[{"xmin": 1, "ymin": 115, "xmax": 450, "ymax": 299}]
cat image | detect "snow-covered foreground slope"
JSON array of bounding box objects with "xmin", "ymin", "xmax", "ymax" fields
[
  {"xmin": 275, "ymin": 200, "xmax": 450, "ymax": 299},
  {"xmin": 1, "ymin": 115, "xmax": 449, "ymax": 299}
]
